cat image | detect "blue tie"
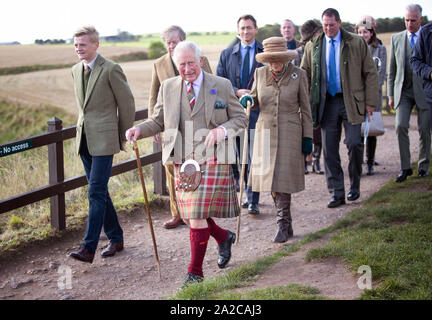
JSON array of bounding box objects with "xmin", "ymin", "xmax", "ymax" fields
[
  {"xmin": 328, "ymin": 39, "xmax": 338, "ymax": 96},
  {"xmin": 241, "ymin": 46, "xmax": 251, "ymax": 89},
  {"xmin": 410, "ymin": 33, "xmax": 416, "ymax": 48}
]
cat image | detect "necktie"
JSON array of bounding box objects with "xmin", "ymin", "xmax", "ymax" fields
[
  {"xmin": 410, "ymin": 33, "xmax": 416, "ymax": 48},
  {"xmin": 187, "ymin": 82, "xmax": 195, "ymax": 108},
  {"xmin": 241, "ymin": 46, "xmax": 251, "ymax": 89},
  {"xmin": 83, "ymin": 64, "xmax": 91, "ymax": 96},
  {"xmin": 328, "ymin": 39, "xmax": 338, "ymax": 96}
]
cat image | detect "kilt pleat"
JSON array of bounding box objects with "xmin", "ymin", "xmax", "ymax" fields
[{"xmin": 175, "ymin": 163, "xmax": 240, "ymax": 219}]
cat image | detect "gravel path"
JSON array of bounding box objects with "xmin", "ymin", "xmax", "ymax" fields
[{"xmin": 0, "ymin": 114, "xmax": 422, "ymax": 300}]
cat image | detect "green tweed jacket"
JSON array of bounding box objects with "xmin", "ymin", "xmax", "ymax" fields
[{"xmin": 72, "ymin": 54, "xmax": 135, "ymax": 156}]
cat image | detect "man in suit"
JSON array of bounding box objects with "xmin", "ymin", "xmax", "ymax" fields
[
  {"xmin": 216, "ymin": 14, "xmax": 263, "ymax": 215},
  {"xmin": 389, "ymin": 4, "xmax": 431, "ymax": 182},
  {"xmin": 126, "ymin": 41, "xmax": 247, "ymax": 286},
  {"xmin": 149, "ymin": 25, "xmax": 212, "ymax": 229},
  {"xmin": 301, "ymin": 8, "xmax": 379, "ymax": 208},
  {"xmin": 281, "ymin": 19, "xmax": 300, "ymax": 51},
  {"xmin": 410, "ymin": 20, "xmax": 432, "ymax": 133},
  {"xmin": 68, "ymin": 26, "xmax": 135, "ymax": 263}
]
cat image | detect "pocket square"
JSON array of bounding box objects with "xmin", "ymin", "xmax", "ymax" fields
[{"xmin": 214, "ymin": 100, "xmax": 227, "ymax": 109}]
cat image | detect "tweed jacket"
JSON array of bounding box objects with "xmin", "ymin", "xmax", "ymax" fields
[
  {"xmin": 301, "ymin": 28, "xmax": 379, "ymax": 125},
  {"xmin": 137, "ymin": 71, "xmax": 248, "ymax": 164},
  {"xmin": 410, "ymin": 22, "xmax": 432, "ymax": 102},
  {"xmin": 72, "ymin": 54, "xmax": 135, "ymax": 156},
  {"xmin": 249, "ymin": 64, "xmax": 313, "ymax": 193},
  {"xmin": 388, "ymin": 30, "xmax": 428, "ymax": 110},
  {"xmin": 148, "ymin": 53, "xmax": 212, "ymax": 116}
]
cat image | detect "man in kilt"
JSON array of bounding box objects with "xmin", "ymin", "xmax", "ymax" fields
[{"xmin": 126, "ymin": 41, "xmax": 248, "ymax": 286}]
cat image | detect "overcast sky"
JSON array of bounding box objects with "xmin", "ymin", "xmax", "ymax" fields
[{"xmin": 2, "ymin": 0, "xmax": 432, "ymax": 44}]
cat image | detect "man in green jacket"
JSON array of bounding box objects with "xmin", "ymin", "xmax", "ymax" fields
[
  {"xmin": 301, "ymin": 8, "xmax": 379, "ymax": 208},
  {"xmin": 69, "ymin": 26, "xmax": 135, "ymax": 263}
]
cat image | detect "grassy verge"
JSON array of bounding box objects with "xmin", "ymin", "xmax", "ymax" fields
[
  {"xmin": 171, "ymin": 166, "xmax": 432, "ymax": 300},
  {"xmin": 0, "ymin": 101, "xmax": 155, "ymax": 255}
]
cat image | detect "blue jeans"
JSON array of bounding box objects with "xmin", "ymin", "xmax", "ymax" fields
[{"xmin": 79, "ymin": 138, "xmax": 123, "ymax": 253}]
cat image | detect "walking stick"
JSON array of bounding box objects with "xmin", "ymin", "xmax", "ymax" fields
[
  {"xmin": 132, "ymin": 140, "xmax": 162, "ymax": 280},
  {"xmin": 236, "ymin": 100, "xmax": 252, "ymax": 244}
]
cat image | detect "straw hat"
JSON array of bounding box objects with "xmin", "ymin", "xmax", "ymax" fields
[
  {"xmin": 300, "ymin": 20, "xmax": 322, "ymax": 44},
  {"xmin": 255, "ymin": 37, "xmax": 298, "ymax": 64}
]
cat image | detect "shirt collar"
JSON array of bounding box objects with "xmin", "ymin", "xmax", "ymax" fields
[
  {"xmin": 241, "ymin": 40, "xmax": 256, "ymax": 50},
  {"xmin": 325, "ymin": 30, "xmax": 341, "ymax": 43},
  {"xmin": 84, "ymin": 53, "xmax": 98, "ymax": 70},
  {"xmin": 410, "ymin": 27, "xmax": 421, "ymax": 38}
]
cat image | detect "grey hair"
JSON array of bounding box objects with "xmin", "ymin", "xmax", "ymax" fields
[
  {"xmin": 406, "ymin": 4, "xmax": 422, "ymax": 17},
  {"xmin": 162, "ymin": 25, "xmax": 186, "ymax": 42},
  {"xmin": 173, "ymin": 41, "xmax": 202, "ymax": 65}
]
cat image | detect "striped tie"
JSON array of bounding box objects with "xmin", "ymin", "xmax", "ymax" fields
[{"xmin": 187, "ymin": 82, "xmax": 195, "ymax": 108}]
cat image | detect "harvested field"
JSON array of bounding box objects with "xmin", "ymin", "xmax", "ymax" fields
[
  {"xmin": 0, "ymin": 45, "xmax": 225, "ymax": 114},
  {"xmin": 0, "ymin": 45, "xmax": 147, "ymax": 69}
]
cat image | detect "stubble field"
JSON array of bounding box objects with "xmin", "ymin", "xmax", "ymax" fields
[{"xmin": 0, "ymin": 44, "xmax": 225, "ymax": 113}]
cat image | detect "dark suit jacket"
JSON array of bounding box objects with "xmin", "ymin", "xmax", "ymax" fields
[{"xmin": 216, "ymin": 41, "xmax": 264, "ymax": 92}]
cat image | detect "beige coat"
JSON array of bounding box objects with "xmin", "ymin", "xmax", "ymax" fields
[
  {"xmin": 137, "ymin": 71, "xmax": 248, "ymax": 164},
  {"xmin": 249, "ymin": 64, "xmax": 313, "ymax": 193},
  {"xmin": 148, "ymin": 53, "xmax": 212, "ymax": 116},
  {"xmin": 72, "ymin": 54, "xmax": 135, "ymax": 156}
]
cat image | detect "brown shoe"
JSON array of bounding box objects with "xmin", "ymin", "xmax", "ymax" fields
[
  {"xmin": 69, "ymin": 246, "xmax": 94, "ymax": 263},
  {"xmin": 163, "ymin": 216, "xmax": 185, "ymax": 229},
  {"xmin": 101, "ymin": 242, "xmax": 124, "ymax": 257}
]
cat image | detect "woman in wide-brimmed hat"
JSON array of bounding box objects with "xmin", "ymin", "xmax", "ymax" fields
[{"xmin": 240, "ymin": 37, "xmax": 313, "ymax": 243}]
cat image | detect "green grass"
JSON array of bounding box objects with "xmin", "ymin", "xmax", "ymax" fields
[
  {"xmin": 170, "ymin": 165, "xmax": 432, "ymax": 300},
  {"xmin": 305, "ymin": 170, "xmax": 432, "ymax": 300}
]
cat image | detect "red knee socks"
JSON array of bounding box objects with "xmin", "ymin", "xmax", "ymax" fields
[
  {"xmin": 207, "ymin": 218, "xmax": 228, "ymax": 245},
  {"xmin": 188, "ymin": 227, "xmax": 210, "ymax": 277}
]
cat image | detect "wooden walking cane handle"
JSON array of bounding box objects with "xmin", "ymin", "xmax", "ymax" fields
[
  {"xmin": 236, "ymin": 101, "xmax": 252, "ymax": 244},
  {"xmin": 133, "ymin": 140, "xmax": 162, "ymax": 280}
]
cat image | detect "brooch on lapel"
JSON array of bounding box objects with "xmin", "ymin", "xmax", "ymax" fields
[
  {"xmin": 214, "ymin": 100, "xmax": 227, "ymax": 109},
  {"xmin": 291, "ymin": 73, "xmax": 298, "ymax": 80},
  {"xmin": 210, "ymin": 88, "xmax": 217, "ymax": 95}
]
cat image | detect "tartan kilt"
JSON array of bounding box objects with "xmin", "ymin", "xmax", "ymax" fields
[{"xmin": 174, "ymin": 162, "xmax": 240, "ymax": 219}]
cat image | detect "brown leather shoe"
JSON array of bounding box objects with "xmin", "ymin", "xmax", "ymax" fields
[
  {"xmin": 69, "ymin": 246, "xmax": 94, "ymax": 263},
  {"xmin": 101, "ymin": 242, "xmax": 124, "ymax": 257},
  {"xmin": 163, "ymin": 216, "xmax": 185, "ymax": 229}
]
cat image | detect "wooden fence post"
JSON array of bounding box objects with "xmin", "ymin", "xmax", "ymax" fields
[
  {"xmin": 47, "ymin": 117, "xmax": 66, "ymax": 230},
  {"xmin": 152, "ymin": 141, "xmax": 167, "ymax": 195}
]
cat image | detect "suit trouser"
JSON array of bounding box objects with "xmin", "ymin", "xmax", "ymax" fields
[
  {"xmin": 395, "ymin": 91, "xmax": 431, "ymax": 172},
  {"xmin": 321, "ymin": 94, "xmax": 363, "ymax": 199},
  {"xmin": 164, "ymin": 163, "xmax": 180, "ymax": 217},
  {"xmin": 79, "ymin": 137, "xmax": 123, "ymax": 253}
]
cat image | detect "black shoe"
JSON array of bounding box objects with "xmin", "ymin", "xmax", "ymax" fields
[
  {"xmin": 418, "ymin": 169, "xmax": 429, "ymax": 178},
  {"xmin": 395, "ymin": 169, "xmax": 413, "ymax": 183},
  {"xmin": 366, "ymin": 164, "xmax": 375, "ymax": 176},
  {"xmin": 241, "ymin": 200, "xmax": 249, "ymax": 208},
  {"xmin": 69, "ymin": 245, "xmax": 94, "ymax": 263},
  {"xmin": 217, "ymin": 230, "xmax": 236, "ymax": 269},
  {"xmin": 327, "ymin": 196, "xmax": 345, "ymax": 208},
  {"xmin": 347, "ymin": 191, "xmax": 360, "ymax": 201},
  {"xmin": 182, "ymin": 273, "xmax": 204, "ymax": 287},
  {"xmin": 247, "ymin": 203, "xmax": 260, "ymax": 215}
]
